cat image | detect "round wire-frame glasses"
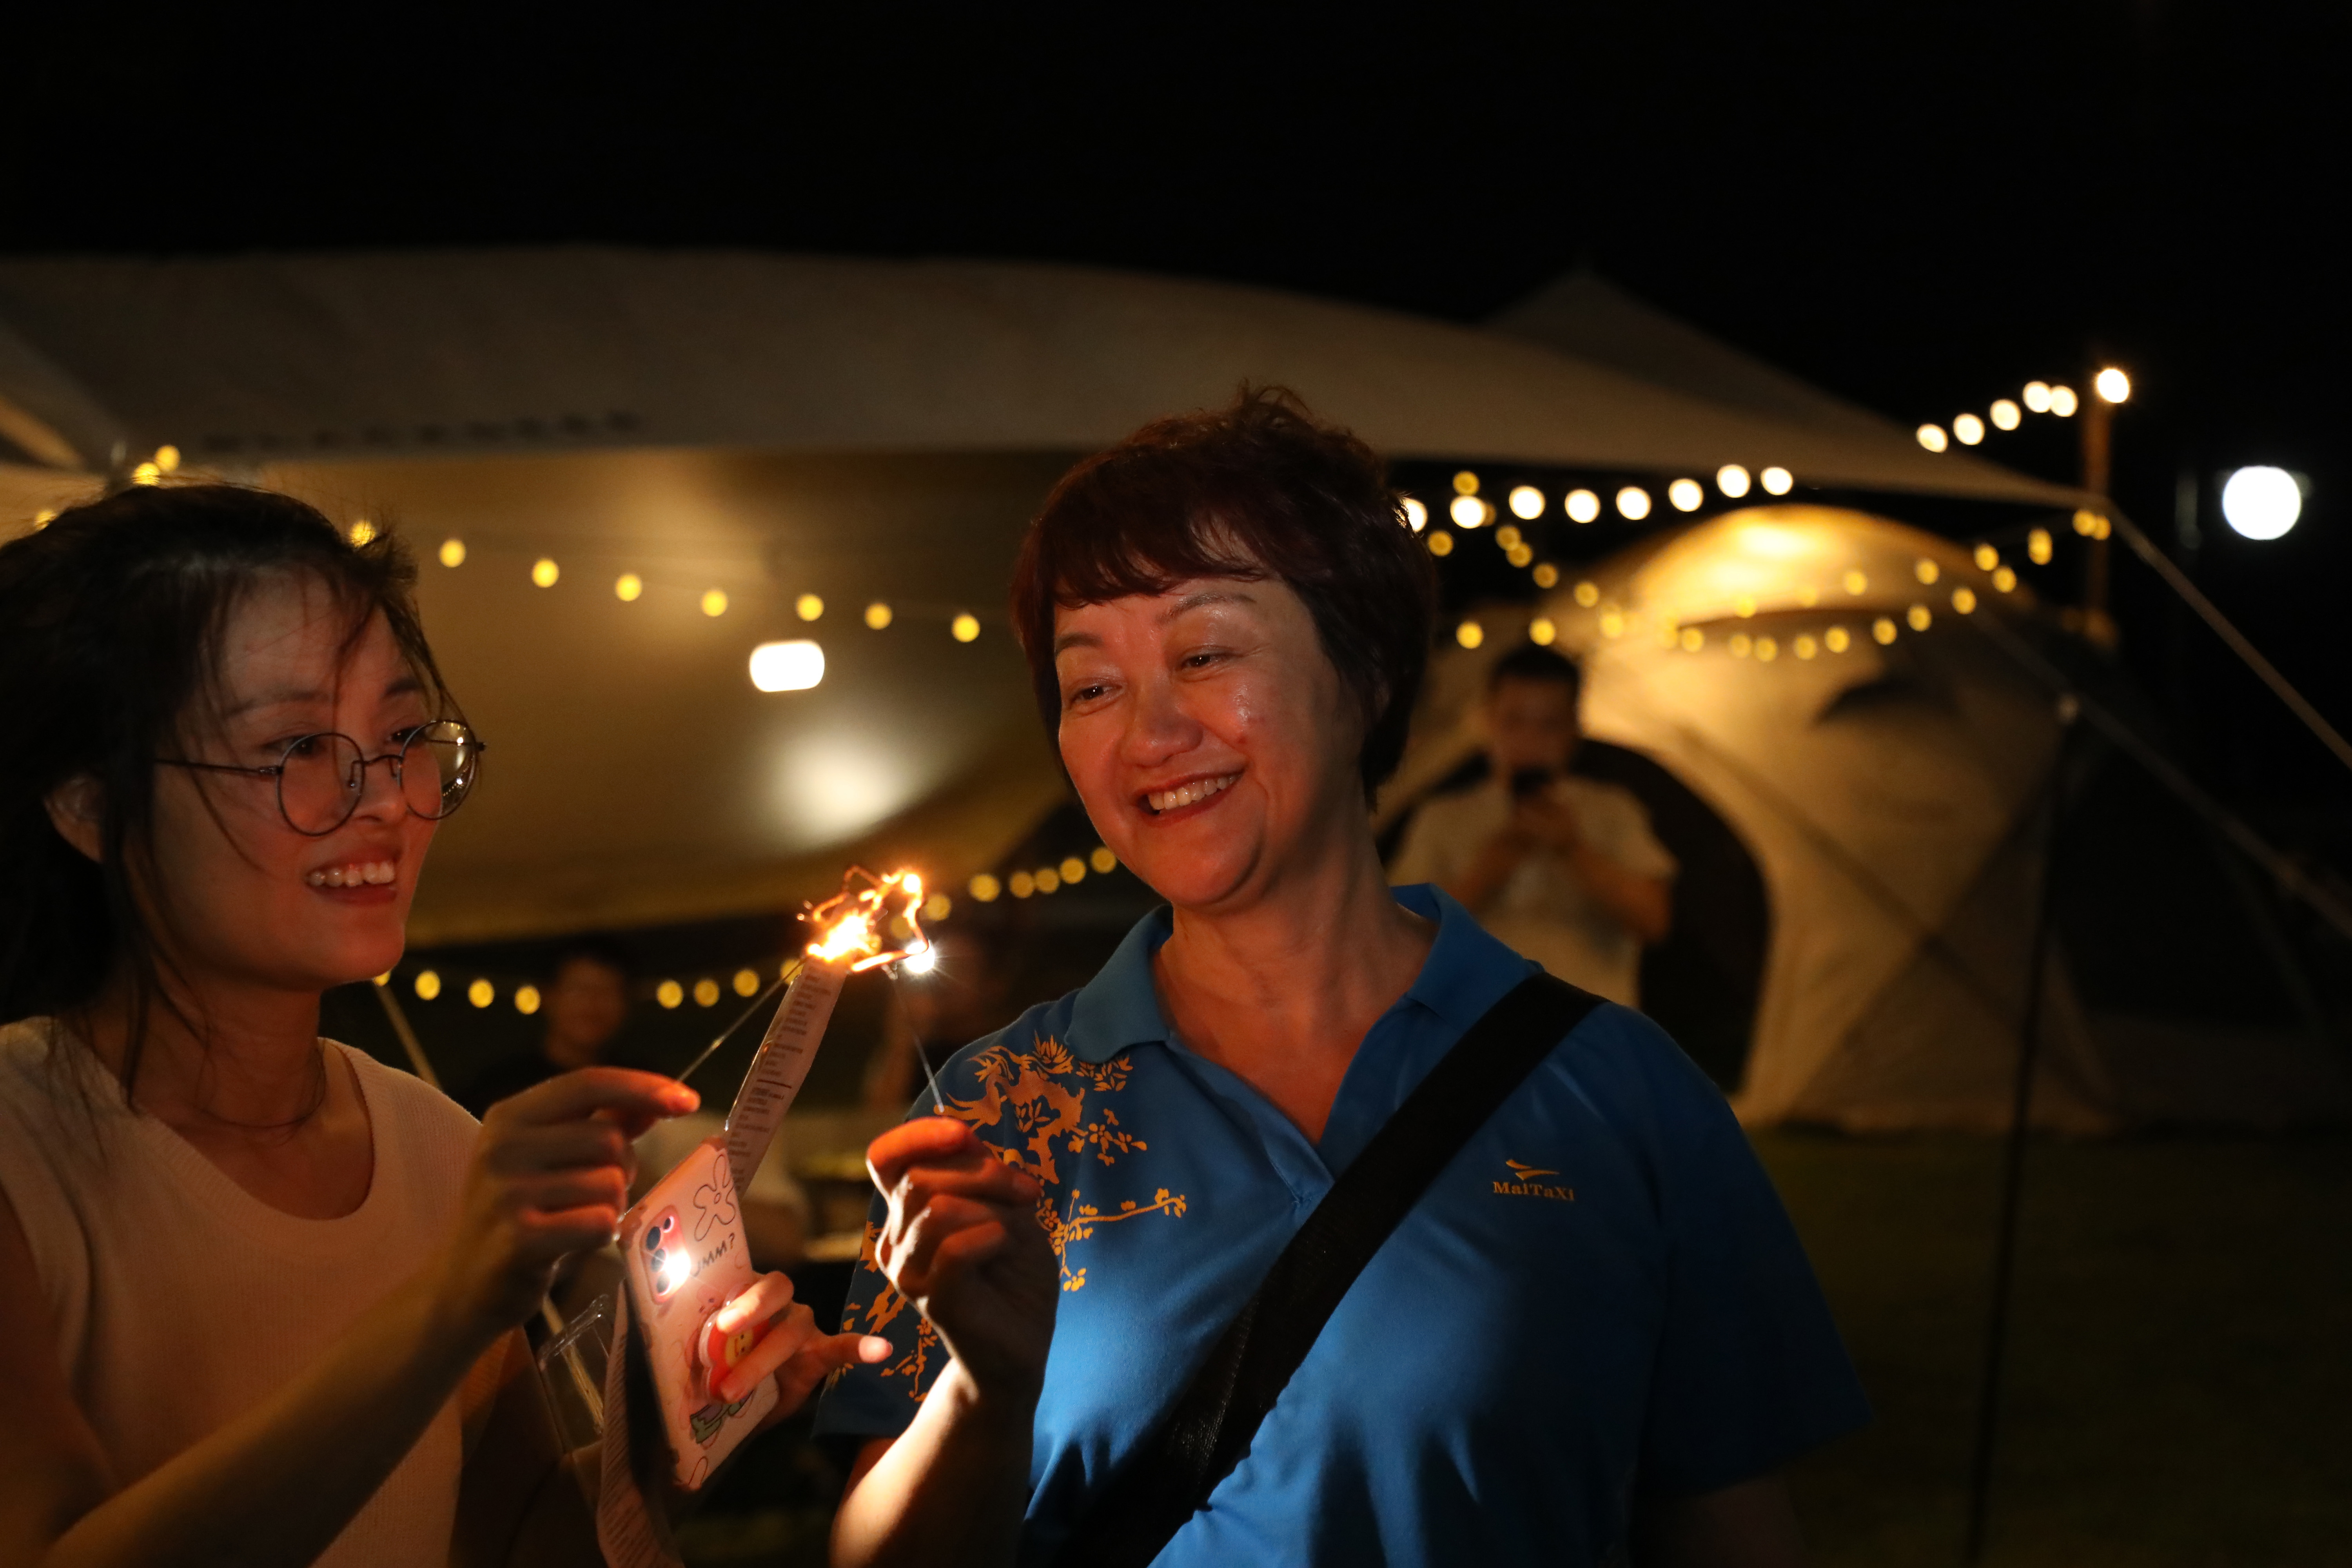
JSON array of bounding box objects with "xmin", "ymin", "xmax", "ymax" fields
[{"xmin": 157, "ymin": 720, "xmax": 487, "ymax": 837}]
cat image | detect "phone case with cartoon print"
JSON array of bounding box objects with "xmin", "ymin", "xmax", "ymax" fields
[{"xmin": 618, "ymin": 1134, "xmax": 779, "ymax": 1489}]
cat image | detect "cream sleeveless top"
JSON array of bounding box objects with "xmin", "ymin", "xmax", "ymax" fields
[{"xmin": 0, "ymin": 1020, "xmax": 481, "ymax": 1567}]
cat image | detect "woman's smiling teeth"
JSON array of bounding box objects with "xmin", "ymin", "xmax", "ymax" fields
[
  {"xmin": 1145, "ymin": 774, "xmax": 1238, "ymax": 814},
  {"xmin": 307, "ymin": 861, "xmax": 396, "ymax": 888}
]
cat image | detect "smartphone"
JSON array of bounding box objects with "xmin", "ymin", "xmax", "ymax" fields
[
  {"xmin": 1509, "ymin": 766, "xmax": 1554, "ymax": 800},
  {"xmin": 618, "ymin": 1133, "xmax": 779, "ymax": 1490}
]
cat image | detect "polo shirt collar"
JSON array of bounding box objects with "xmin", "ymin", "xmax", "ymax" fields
[{"xmin": 1064, "ymin": 883, "xmax": 1534, "ymax": 1065}]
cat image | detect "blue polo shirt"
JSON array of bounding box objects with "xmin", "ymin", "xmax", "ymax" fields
[{"xmin": 816, "ymin": 886, "xmax": 1868, "ymax": 1564}]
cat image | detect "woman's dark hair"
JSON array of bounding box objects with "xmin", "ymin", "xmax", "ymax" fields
[
  {"xmin": 0, "ymin": 483, "xmax": 456, "ymax": 1101},
  {"xmin": 1009, "ymin": 387, "xmax": 1438, "ymax": 797}
]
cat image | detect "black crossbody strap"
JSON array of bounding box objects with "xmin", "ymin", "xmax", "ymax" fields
[{"xmin": 1056, "ymin": 972, "xmax": 1603, "ymax": 1568}]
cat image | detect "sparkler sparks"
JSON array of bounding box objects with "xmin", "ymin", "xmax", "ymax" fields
[{"xmin": 803, "ymin": 867, "xmax": 930, "ymax": 972}]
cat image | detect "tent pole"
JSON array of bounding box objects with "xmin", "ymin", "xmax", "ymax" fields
[{"xmin": 1962, "ymin": 700, "xmax": 2077, "ymax": 1563}]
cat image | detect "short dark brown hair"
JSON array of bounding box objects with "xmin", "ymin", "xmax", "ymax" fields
[{"xmin": 1009, "ymin": 387, "xmax": 1437, "ymax": 797}]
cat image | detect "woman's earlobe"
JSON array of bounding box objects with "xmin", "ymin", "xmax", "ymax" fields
[{"xmin": 45, "ymin": 775, "xmax": 106, "ymax": 862}]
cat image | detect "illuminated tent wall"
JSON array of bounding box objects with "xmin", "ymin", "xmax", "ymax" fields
[
  {"xmin": 0, "ymin": 249, "xmax": 2080, "ymax": 947},
  {"xmin": 1385, "ymin": 505, "xmax": 2352, "ymax": 1132}
]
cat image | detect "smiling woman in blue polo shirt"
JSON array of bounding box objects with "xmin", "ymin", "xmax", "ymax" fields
[{"xmin": 820, "ymin": 389, "xmax": 1869, "ymax": 1568}]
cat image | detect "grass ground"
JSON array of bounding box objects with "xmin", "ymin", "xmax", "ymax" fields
[
  {"xmin": 680, "ymin": 1132, "xmax": 2352, "ymax": 1565},
  {"xmin": 1762, "ymin": 1131, "xmax": 2352, "ymax": 1567}
]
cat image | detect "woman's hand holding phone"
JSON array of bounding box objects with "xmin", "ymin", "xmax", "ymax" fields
[{"xmin": 703, "ymin": 1272, "xmax": 893, "ymax": 1421}]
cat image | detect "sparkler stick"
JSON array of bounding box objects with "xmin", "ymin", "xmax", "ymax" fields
[
  {"xmin": 884, "ymin": 963, "xmax": 950, "ymax": 1116},
  {"xmin": 719, "ymin": 867, "xmax": 932, "ymax": 1194},
  {"xmin": 672, "ymin": 970, "xmax": 792, "ymax": 1090}
]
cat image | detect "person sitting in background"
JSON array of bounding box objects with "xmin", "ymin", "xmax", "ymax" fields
[
  {"xmin": 1391, "ymin": 642, "xmax": 1674, "ymax": 1007},
  {"xmin": 460, "ymin": 938, "xmax": 633, "ymax": 1115}
]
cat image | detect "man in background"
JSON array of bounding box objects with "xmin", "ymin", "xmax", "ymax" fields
[
  {"xmin": 460, "ymin": 937, "xmax": 633, "ymax": 1115},
  {"xmin": 1392, "ymin": 643, "xmax": 1674, "ymax": 1006}
]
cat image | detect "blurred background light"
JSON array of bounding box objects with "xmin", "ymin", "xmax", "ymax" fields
[
  {"xmin": 2221, "ymin": 466, "xmax": 2303, "ymax": 540},
  {"xmin": 1508, "ymin": 485, "xmax": 1545, "ymax": 519},
  {"xmin": 1716, "ymin": 464, "xmax": 1752, "ymax": 497},
  {"xmin": 749, "ymin": 639, "xmax": 825, "ymax": 691}
]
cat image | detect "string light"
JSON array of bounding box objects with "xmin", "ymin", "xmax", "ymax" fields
[
  {"xmin": 438, "ymin": 538, "xmax": 466, "ymax": 567},
  {"xmin": 1990, "ymin": 398, "xmax": 2022, "ymax": 431},
  {"xmin": 1453, "ymin": 471, "xmax": 1479, "ymax": 495},
  {"xmin": 1009, "ymin": 870, "xmax": 1035, "ymax": 898},
  {"xmin": 414, "ymin": 969, "xmax": 441, "ymax": 1000},
  {"xmin": 2073, "ymin": 508, "xmax": 2111, "ymax": 539},
  {"xmin": 1953, "ymin": 414, "xmax": 1985, "ymax": 446},
  {"xmin": 1843, "ymin": 569, "xmax": 1869, "ymax": 595},
  {"xmin": 1091, "ymin": 846, "xmax": 1117, "ymax": 874},
  {"xmin": 1907, "ymin": 604, "xmax": 1932, "ymax": 632},
  {"xmin": 1529, "ymin": 616, "xmax": 1557, "ymax": 645},
  {"xmin": 1915, "ymin": 558, "xmax": 1940, "ymax": 584},
  {"xmin": 615, "ymin": 573, "xmax": 643, "ymax": 601},
  {"xmin": 969, "ymin": 873, "xmax": 1002, "ymax": 902},
  {"xmin": 1034, "ymin": 866, "xmax": 1061, "ymax": 894},
  {"xmin": 1427, "ymin": 531, "xmax": 1455, "ymax": 557},
  {"xmin": 1450, "ymin": 494, "xmax": 1490, "ymax": 528},
  {"xmin": 2220, "ymin": 466, "xmax": 2303, "ymax": 540},
  {"xmin": 701, "ymin": 588, "xmax": 728, "ymax": 617},
  {"xmin": 796, "ymin": 593, "xmax": 824, "ymax": 621},
  {"xmin": 1952, "ymin": 586, "xmax": 1978, "ymax": 613},
  {"xmin": 1716, "ymin": 465, "xmax": 1751, "ymax": 498},
  {"xmin": 1615, "ymin": 486, "xmax": 1651, "ymax": 521},
  {"xmin": 1873, "ymin": 617, "xmax": 1898, "ymax": 645},
  {"xmin": 1495, "ymin": 525, "xmax": 1522, "ymax": 549},
  {"xmin": 2049, "ymin": 385, "xmax": 2079, "ymax": 417},
  {"xmin": 1825, "ymin": 626, "xmax": 1851, "ymax": 653},
  {"xmin": 1681, "ymin": 628, "xmax": 1704, "ymax": 652},
  {"xmin": 952, "ymin": 612, "xmax": 982, "ymax": 641},
  {"xmin": 1730, "ymin": 633, "xmax": 1752, "ymax": 659},
  {"xmin": 1974, "ymin": 543, "xmax": 2000, "ymax": 570},
  {"xmin": 154, "ymin": 445, "xmax": 180, "ymax": 473},
  {"xmin": 515, "ymin": 984, "xmax": 541, "ymax": 1015},
  {"xmin": 1794, "ymin": 634, "xmax": 1818, "ymax": 659},
  {"xmin": 733, "ymin": 968, "xmax": 760, "ymax": 996},
  {"xmin": 1457, "ymin": 620, "xmax": 1485, "ymax": 649},
  {"xmin": 1573, "ymin": 580, "xmax": 1601, "ymax": 607},
  {"xmin": 468, "ymin": 978, "xmax": 494, "ymax": 1009},
  {"xmin": 1059, "ymin": 855, "xmax": 1087, "ymax": 883},
  {"xmin": 1508, "ymin": 485, "xmax": 1545, "ymax": 519},
  {"xmin": 1598, "ymin": 609, "xmax": 1624, "ymax": 639},
  {"xmin": 657, "ymin": 980, "xmax": 684, "ymax": 1009},
  {"xmin": 1566, "ymin": 489, "xmax": 1601, "ymax": 524},
  {"xmin": 1403, "ymin": 497, "xmax": 1428, "ymax": 532},
  {"xmin": 2028, "ymin": 528, "xmax": 2053, "ymax": 564},
  {"xmin": 1665, "ymin": 478, "xmax": 1701, "ymax": 512},
  {"xmin": 349, "ymin": 520, "xmax": 377, "ymax": 546},
  {"xmin": 32, "ymin": 510, "xmax": 56, "ymax": 530},
  {"xmin": 749, "ymin": 639, "xmax": 825, "ymax": 691},
  {"xmin": 925, "ymin": 889, "xmax": 954, "ymax": 920},
  {"xmin": 2022, "ymin": 382, "xmax": 2052, "ymax": 414},
  {"xmin": 1755, "ymin": 636, "xmax": 1778, "ymax": 662},
  {"xmin": 1734, "ymin": 594, "xmax": 1757, "ymax": 618},
  {"xmin": 532, "ymin": 557, "xmax": 560, "ymax": 588},
  {"xmin": 132, "ymin": 462, "xmax": 160, "ymax": 485},
  {"xmin": 2094, "ymin": 367, "xmax": 2131, "ymax": 404},
  {"xmin": 1532, "ymin": 563, "xmax": 1559, "ymax": 588},
  {"xmin": 693, "ymin": 978, "xmax": 720, "ymax": 1006},
  {"xmin": 1917, "ymin": 424, "xmax": 1949, "ymax": 453},
  {"xmin": 1993, "ymin": 566, "xmax": 2018, "ymax": 593},
  {"xmin": 865, "ymin": 601, "xmax": 893, "ymax": 630},
  {"xmin": 1760, "ymin": 466, "xmax": 1794, "ymax": 495}
]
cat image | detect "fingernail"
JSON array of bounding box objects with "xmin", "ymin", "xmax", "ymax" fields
[{"xmin": 666, "ymin": 1085, "xmax": 700, "ymax": 1111}]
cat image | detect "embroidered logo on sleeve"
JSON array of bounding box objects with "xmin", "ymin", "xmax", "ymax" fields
[{"xmin": 1495, "ymin": 1158, "xmax": 1575, "ymax": 1201}]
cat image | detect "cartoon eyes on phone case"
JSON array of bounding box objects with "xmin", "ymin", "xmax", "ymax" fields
[
  {"xmin": 689, "ymin": 1148, "xmax": 739, "ymax": 1241},
  {"xmin": 641, "ymin": 1207, "xmax": 690, "ymax": 1300}
]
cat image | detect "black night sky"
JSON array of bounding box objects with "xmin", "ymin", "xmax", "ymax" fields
[{"xmin": 13, "ymin": 2, "xmax": 2347, "ymax": 835}]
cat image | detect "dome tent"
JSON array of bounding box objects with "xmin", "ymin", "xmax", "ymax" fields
[{"xmin": 1383, "ymin": 505, "xmax": 2352, "ymax": 1132}]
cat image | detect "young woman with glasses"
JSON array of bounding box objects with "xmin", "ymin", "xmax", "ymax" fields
[{"xmin": 0, "ymin": 485, "xmax": 882, "ymax": 1568}]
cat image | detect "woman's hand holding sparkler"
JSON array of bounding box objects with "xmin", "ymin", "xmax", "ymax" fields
[{"xmin": 865, "ymin": 1117, "xmax": 1058, "ymax": 1401}]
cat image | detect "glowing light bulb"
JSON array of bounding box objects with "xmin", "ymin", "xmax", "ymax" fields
[
  {"xmin": 1060, "ymin": 855, "xmax": 1087, "ymax": 884},
  {"xmin": 2022, "ymin": 381, "xmax": 2052, "ymax": 414},
  {"xmin": 1599, "ymin": 609, "xmax": 1624, "ymax": 639},
  {"xmin": 2095, "ymin": 367, "xmax": 2131, "ymax": 404},
  {"xmin": 531, "ymin": 557, "xmax": 559, "ymax": 588},
  {"xmin": 1495, "ymin": 524, "xmax": 1522, "ymax": 549},
  {"xmin": 1756, "ymin": 637, "xmax": 1778, "ymax": 662},
  {"xmin": 1907, "ymin": 604, "xmax": 1932, "ymax": 632},
  {"xmin": 1993, "ymin": 566, "xmax": 2018, "ymax": 593},
  {"xmin": 2049, "ymin": 385, "xmax": 2079, "ymax": 417},
  {"xmin": 2028, "ymin": 528, "xmax": 2053, "ymax": 564},
  {"xmin": 1917, "ymin": 424, "xmax": 1949, "ymax": 453},
  {"xmin": 132, "ymin": 462, "xmax": 160, "ymax": 486},
  {"xmin": 414, "ymin": 969, "xmax": 441, "ymax": 1000},
  {"xmin": 1009, "ymin": 870, "xmax": 1035, "ymax": 899},
  {"xmin": 924, "ymin": 890, "xmax": 953, "ymax": 920},
  {"xmin": 1760, "ymin": 466, "xmax": 1793, "ymax": 495},
  {"xmin": 1680, "ymin": 628, "xmax": 1704, "ymax": 652},
  {"xmin": 1091, "ymin": 846, "xmax": 1117, "ymax": 874},
  {"xmin": 1403, "ymin": 497, "xmax": 1428, "ymax": 532},
  {"xmin": 952, "ymin": 612, "xmax": 982, "ymax": 642},
  {"xmin": 1794, "ymin": 634, "xmax": 1818, "ymax": 659},
  {"xmin": 1456, "ymin": 619, "xmax": 1485, "ymax": 649},
  {"xmin": 154, "ymin": 445, "xmax": 181, "ymax": 473},
  {"xmin": 437, "ymin": 538, "xmax": 466, "ymax": 567},
  {"xmin": 693, "ymin": 978, "xmax": 720, "ymax": 1007},
  {"xmin": 1508, "ymin": 485, "xmax": 1545, "ymax": 519},
  {"xmin": 1734, "ymin": 594, "xmax": 1756, "ymax": 619},
  {"xmin": 701, "ymin": 588, "xmax": 728, "ymax": 617},
  {"xmin": 1427, "ymin": 531, "xmax": 1454, "ymax": 557},
  {"xmin": 864, "ymin": 601, "xmax": 893, "ymax": 630},
  {"xmin": 1729, "ymin": 634, "xmax": 1752, "ymax": 659},
  {"xmin": 1565, "ymin": 489, "xmax": 1601, "ymax": 524},
  {"xmin": 1506, "ymin": 542, "xmax": 1534, "ymax": 567},
  {"xmin": 348, "ymin": 520, "xmax": 377, "ymax": 546},
  {"xmin": 1034, "ymin": 866, "xmax": 1061, "ymax": 894},
  {"xmin": 733, "ymin": 968, "xmax": 759, "ymax": 996},
  {"xmin": 2220, "ymin": 466, "xmax": 2302, "ymax": 540},
  {"xmin": 1873, "ymin": 617, "xmax": 1898, "ymax": 645},
  {"xmin": 1531, "ymin": 562, "xmax": 1559, "ymax": 588},
  {"xmin": 468, "ymin": 978, "xmax": 494, "ymax": 1009},
  {"xmin": 1615, "ymin": 486, "xmax": 1651, "ymax": 521},
  {"xmin": 1825, "ymin": 626, "xmax": 1851, "ymax": 653},
  {"xmin": 1450, "ymin": 494, "xmax": 1488, "ymax": 528},
  {"xmin": 1953, "ymin": 414, "xmax": 1985, "ymax": 446},
  {"xmin": 1453, "ymin": 471, "xmax": 1480, "ymax": 495},
  {"xmin": 1716, "ymin": 465, "xmax": 1751, "ymax": 498},
  {"xmin": 1952, "ymin": 586, "xmax": 1978, "ymax": 613},
  {"xmin": 1915, "ymin": 558, "xmax": 1940, "ymax": 584},
  {"xmin": 1529, "ymin": 616, "xmax": 1556, "ymax": 645},
  {"xmin": 1573, "ymin": 580, "xmax": 1601, "ymax": 607},
  {"xmin": 749, "ymin": 639, "xmax": 825, "ymax": 691},
  {"xmin": 615, "ymin": 573, "xmax": 642, "ymax": 601},
  {"xmin": 1990, "ymin": 398, "xmax": 2022, "ymax": 431},
  {"xmin": 1668, "ymin": 478, "xmax": 1703, "ymax": 512},
  {"xmin": 1974, "ymin": 543, "xmax": 1999, "ymax": 571},
  {"xmin": 1843, "ymin": 569, "xmax": 1868, "ymax": 595},
  {"xmin": 795, "ymin": 593, "xmax": 824, "ymax": 621},
  {"xmin": 657, "ymin": 980, "xmax": 683, "ymax": 1009},
  {"xmin": 514, "ymin": 984, "xmax": 541, "ymax": 1015},
  {"xmin": 969, "ymin": 873, "xmax": 1002, "ymax": 902}
]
